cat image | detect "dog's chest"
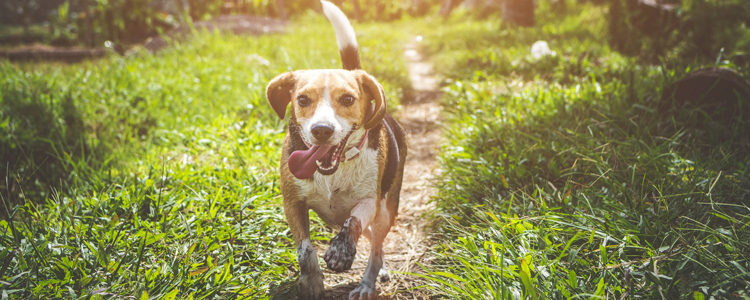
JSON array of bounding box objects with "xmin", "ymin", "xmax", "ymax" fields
[{"xmin": 295, "ymin": 147, "xmax": 379, "ymax": 227}]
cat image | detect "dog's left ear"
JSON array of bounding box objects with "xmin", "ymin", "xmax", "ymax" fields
[
  {"xmin": 266, "ymin": 72, "xmax": 297, "ymax": 119},
  {"xmin": 355, "ymin": 71, "xmax": 387, "ymax": 130}
]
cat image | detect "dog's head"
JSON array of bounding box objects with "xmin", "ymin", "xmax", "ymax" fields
[
  {"xmin": 266, "ymin": 69, "xmax": 386, "ymax": 145},
  {"xmin": 266, "ymin": 69, "xmax": 386, "ymax": 177}
]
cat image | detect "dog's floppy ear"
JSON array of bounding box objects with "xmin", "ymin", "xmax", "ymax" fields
[
  {"xmin": 265, "ymin": 72, "xmax": 297, "ymax": 119},
  {"xmin": 356, "ymin": 71, "xmax": 387, "ymax": 130}
]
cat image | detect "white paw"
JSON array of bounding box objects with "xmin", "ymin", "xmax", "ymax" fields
[
  {"xmin": 298, "ymin": 273, "xmax": 325, "ymax": 300},
  {"xmin": 378, "ymin": 268, "xmax": 390, "ymax": 282},
  {"xmin": 348, "ymin": 283, "xmax": 377, "ymax": 300}
]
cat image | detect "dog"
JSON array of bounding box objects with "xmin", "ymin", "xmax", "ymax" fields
[{"xmin": 264, "ymin": 1, "xmax": 407, "ymax": 299}]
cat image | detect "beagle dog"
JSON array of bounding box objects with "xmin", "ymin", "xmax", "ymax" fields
[{"xmin": 264, "ymin": 1, "xmax": 407, "ymax": 299}]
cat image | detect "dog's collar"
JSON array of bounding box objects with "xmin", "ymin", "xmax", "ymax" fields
[{"xmin": 301, "ymin": 130, "xmax": 369, "ymax": 162}]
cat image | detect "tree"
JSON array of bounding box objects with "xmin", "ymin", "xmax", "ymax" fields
[{"xmin": 2, "ymin": 0, "xmax": 41, "ymax": 35}]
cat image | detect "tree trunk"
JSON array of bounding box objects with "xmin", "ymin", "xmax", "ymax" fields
[
  {"xmin": 501, "ymin": 0, "xmax": 535, "ymax": 27},
  {"xmin": 276, "ymin": 0, "xmax": 288, "ymax": 20},
  {"xmin": 440, "ymin": 0, "xmax": 456, "ymax": 17},
  {"xmin": 351, "ymin": 0, "xmax": 362, "ymax": 20},
  {"xmin": 81, "ymin": 0, "xmax": 93, "ymax": 47},
  {"xmin": 22, "ymin": 22, "xmax": 30, "ymax": 37},
  {"xmin": 551, "ymin": 0, "xmax": 567, "ymax": 13}
]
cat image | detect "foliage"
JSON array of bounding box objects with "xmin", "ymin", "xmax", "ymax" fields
[
  {"xmin": 606, "ymin": 0, "xmax": 750, "ymax": 61},
  {"xmin": 677, "ymin": 0, "xmax": 750, "ymax": 60},
  {"xmin": 420, "ymin": 2, "xmax": 750, "ymax": 299},
  {"xmin": 1, "ymin": 0, "xmax": 442, "ymax": 47},
  {"xmin": 421, "ymin": 3, "xmax": 622, "ymax": 82},
  {"xmin": 0, "ymin": 16, "xmax": 410, "ymax": 299}
]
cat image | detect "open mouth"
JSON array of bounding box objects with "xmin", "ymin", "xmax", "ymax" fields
[
  {"xmin": 288, "ymin": 131, "xmax": 357, "ymax": 179},
  {"xmin": 315, "ymin": 132, "xmax": 352, "ymax": 175}
]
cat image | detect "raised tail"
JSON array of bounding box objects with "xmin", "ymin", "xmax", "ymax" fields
[{"xmin": 321, "ymin": 0, "xmax": 361, "ymax": 70}]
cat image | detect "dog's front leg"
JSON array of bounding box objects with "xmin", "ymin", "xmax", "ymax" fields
[
  {"xmin": 324, "ymin": 197, "xmax": 376, "ymax": 272},
  {"xmin": 349, "ymin": 199, "xmax": 390, "ymax": 300},
  {"xmin": 286, "ymin": 200, "xmax": 324, "ymax": 300}
]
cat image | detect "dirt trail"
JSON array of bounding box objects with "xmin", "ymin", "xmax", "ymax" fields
[{"xmin": 321, "ymin": 39, "xmax": 442, "ymax": 300}]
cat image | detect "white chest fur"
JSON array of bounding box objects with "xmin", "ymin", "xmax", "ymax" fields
[{"xmin": 295, "ymin": 146, "xmax": 379, "ymax": 228}]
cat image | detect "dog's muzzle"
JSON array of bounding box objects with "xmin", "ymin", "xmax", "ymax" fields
[{"xmin": 288, "ymin": 130, "xmax": 369, "ymax": 179}]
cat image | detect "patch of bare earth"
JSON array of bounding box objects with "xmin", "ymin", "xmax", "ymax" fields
[{"xmin": 320, "ymin": 39, "xmax": 441, "ymax": 300}]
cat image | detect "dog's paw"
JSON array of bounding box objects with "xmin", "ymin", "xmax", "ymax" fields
[
  {"xmin": 348, "ymin": 282, "xmax": 377, "ymax": 300},
  {"xmin": 324, "ymin": 230, "xmax": 357, "ymax": 272},
  {"xmin": 378, "ymin": 267, "xmax": 390, "ymax": 282},
  {"xmin": 298, "ymin": 273, "xmax": 325, "ymax": 300}
]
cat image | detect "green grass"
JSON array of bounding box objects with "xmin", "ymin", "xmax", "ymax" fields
[
  {"xmin": 419, "ymin": 2, "xmax": 750, "ymax": 299},
  {"xmin": 3, "ymin": 2, "xmax": 750, "ymax": 299},
  {"xmin": 0, "ymin": 24, "xmax": 50, "ymax": 48},
  {"xmin": 0, "ymin": 14, "xmax": 411, "ymax": 299}
]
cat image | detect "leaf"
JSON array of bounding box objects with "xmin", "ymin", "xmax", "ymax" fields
[
  {"xmin": 519, "ymin": 259, "xmax": 538, "ymax": 300},
  {"xmin": 433, "ymin": 271, "xmax": 466, "ymax": 282},
  {"xmin": 595, "ymin": 277, "xmax": 606, "ymax": 296},
  {"xmin": 162, "ymin": 289, "xmax": 179, "ymax": 300},
  {"xmin": 568, "ymin": 269, "xmax": 578, "ymax": 289},
  {"xmin": 729, "ymin": 261, "xmax": 750, "ymax": 278},
  {"xmin": 190, "ymin": 267, "xmax": 209, "ymax": 276},
  {"xmin": 693, "ymin": 291, "xmax": 705, "ymax": 300},
  {"xmin": 716, "ymin": 228, "xmax": 732, "ymax": 236},
  {"xmin": 67, "ymin": 286, "xmax": 77, "ymax": 300},
  {"xmin": 140, "ymin": 291, "xmax": 149, "ymax": 300},
  {"xmin": 645, "ymin": 271, "xmax": 664, "ymax": 288}
]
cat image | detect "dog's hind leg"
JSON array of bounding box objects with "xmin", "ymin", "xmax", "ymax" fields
[
  {"xmin": 285, "ymin": 200, "xmax": 324, "ymax": 300},
  {"xmin": 349, "ymin": 200, "xmax": 391, "ymax": 300},
  {"xmin": 361, "ymin": 226, "xmax": 390, "ymax": 282}
]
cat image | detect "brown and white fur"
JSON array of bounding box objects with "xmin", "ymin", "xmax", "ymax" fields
[{"xmin": 264, "ymin": 1, "xmax": 407, "ymax": 299}]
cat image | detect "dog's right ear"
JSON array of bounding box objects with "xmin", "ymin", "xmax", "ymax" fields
[{"xmin": 265, "ymin": 72, "xmax": 297, "ymax": 119}]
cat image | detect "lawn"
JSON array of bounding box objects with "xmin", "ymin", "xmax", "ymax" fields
[
  {"xmin": 1, "ymin": 1, "xmax": 750, "ymax": 300},
  {"xmin": 419, "ymin": 2, "xmax": 750, "ymax": 299},
  {"xmin": 0, "ymin": 14, "xmax": 411, "ymax": 299}
]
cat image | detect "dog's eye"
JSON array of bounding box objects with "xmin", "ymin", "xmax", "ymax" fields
[
  {"xmin": 339, "ymin": 95, "xmax": 355, "ymax": 107},
  {"xmin": 297, "ymin": 95, "xmax": 311, "ymax": 107}
]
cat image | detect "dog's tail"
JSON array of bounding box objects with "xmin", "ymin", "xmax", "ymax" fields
[{"xmin": 321, "ymin": 0, "xmax": 361, "ymax": 70}]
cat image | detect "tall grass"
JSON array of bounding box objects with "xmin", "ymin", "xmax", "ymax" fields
[
  {"xmin": 0, "ymin": 15, "xmax": 411, "ymax": 299},
  {"xmin": 420, "ymin": 2, "xmax": 750, "ymax": 299}
]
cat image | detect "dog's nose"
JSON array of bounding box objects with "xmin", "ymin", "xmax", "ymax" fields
[{"xmin": 311, "ymin": 124, "xmax": 334, "ymax": 141}]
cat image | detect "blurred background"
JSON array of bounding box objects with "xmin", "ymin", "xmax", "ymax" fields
[{"xmin": 1, "ymin": 0, "xmax": 748, "ymax": 62}]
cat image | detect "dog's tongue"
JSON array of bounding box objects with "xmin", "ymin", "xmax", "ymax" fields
[{"xmin": 289, "ymin": 145, "xmax": 333, "ymax": 179}]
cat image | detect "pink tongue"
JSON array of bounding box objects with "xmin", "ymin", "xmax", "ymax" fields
[{"xmin": 289, "ymin": 145, "xmax": 333, "ymax": 179}]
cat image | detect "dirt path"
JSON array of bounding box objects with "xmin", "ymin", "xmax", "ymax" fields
[{"xmin": 321, "ymin": 39, "xmax": 442, "ymax": 300}]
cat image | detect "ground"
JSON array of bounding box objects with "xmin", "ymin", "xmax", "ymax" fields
[{"xmin": 320, "ymin": 39, "xmax": 441, "ymax": 300}]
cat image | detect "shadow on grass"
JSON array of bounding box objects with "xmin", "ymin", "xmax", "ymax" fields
[{"xmin": 0, "ymin": 76, "xmax": 111, "ymax": 211}]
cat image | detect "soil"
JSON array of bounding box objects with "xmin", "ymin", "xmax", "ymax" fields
[
  {"xmin": 1, "ymin": 16, "xmax": 287, "ymax": 62},
  {"xmin": 0, "ymin": 44, "xmax": 107, "ymax": 62},
  {"xmin": 320, "ymin": 39, "xmax": 441, "ymax": 300}
]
